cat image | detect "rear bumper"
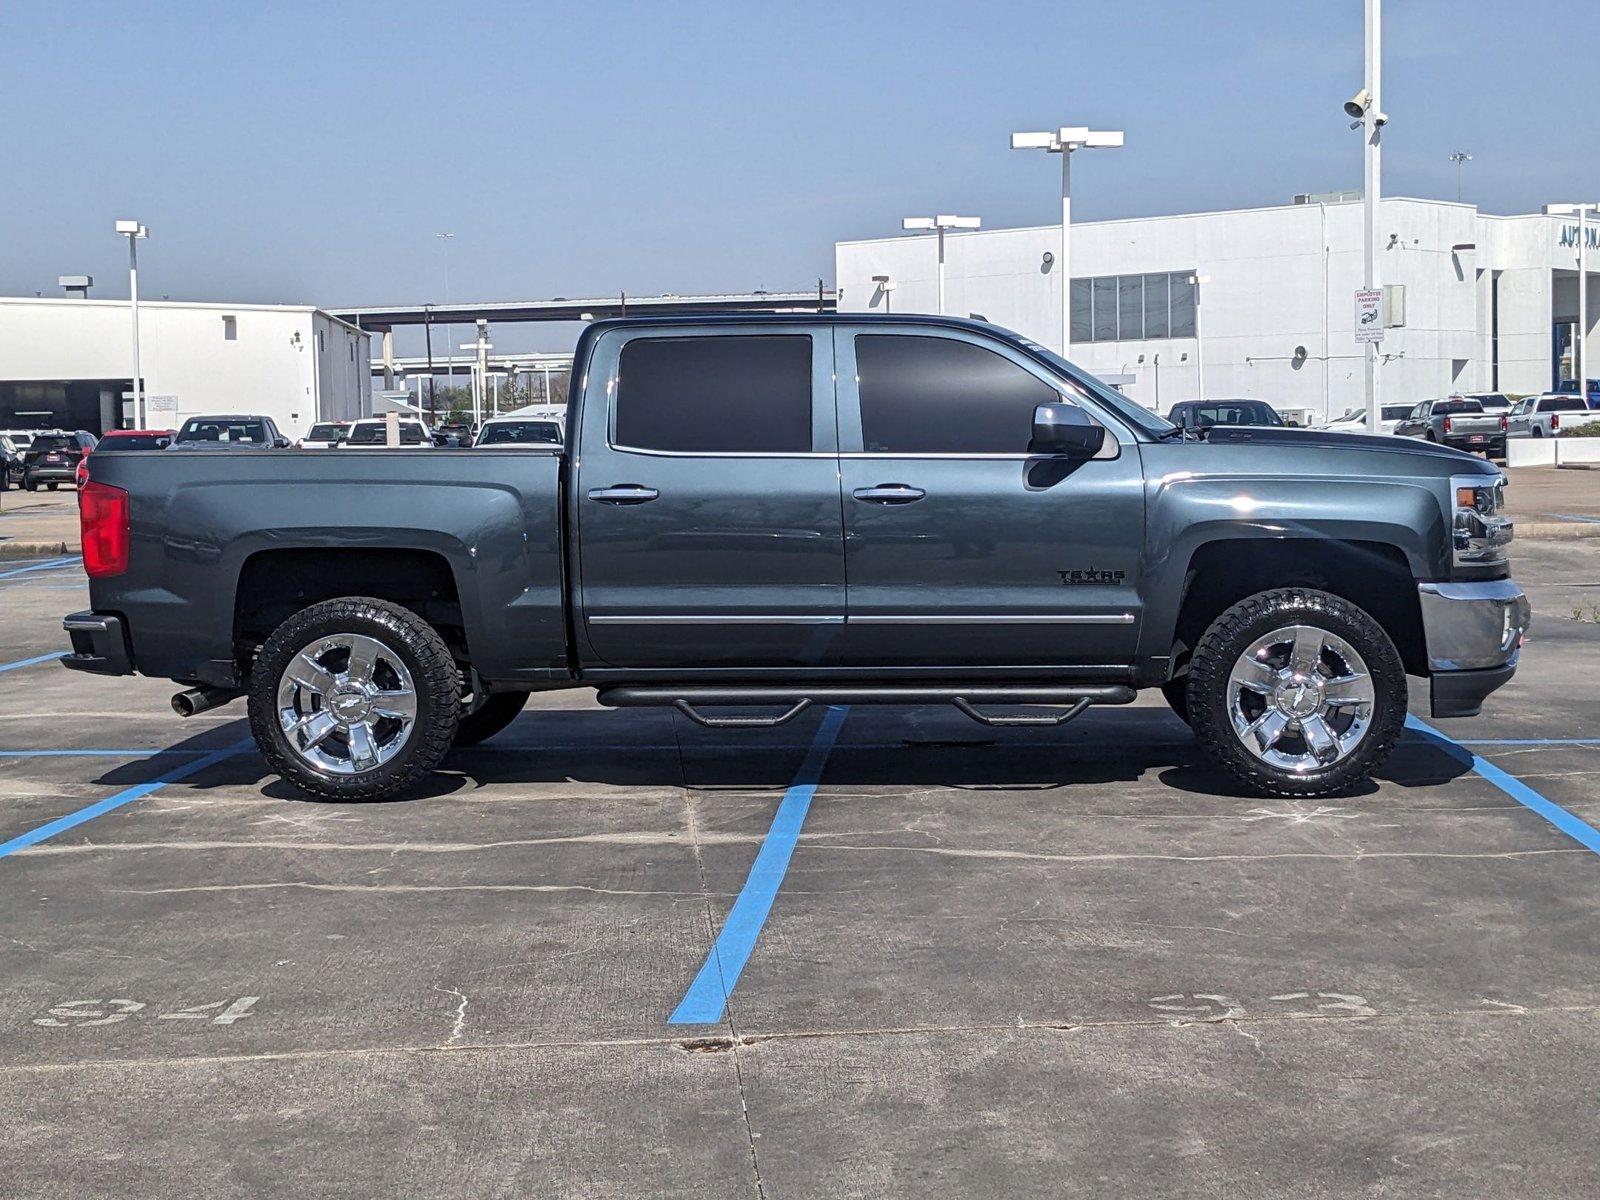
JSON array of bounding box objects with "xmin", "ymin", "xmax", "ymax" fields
[
  {"xmin": 1418, "ymin": 580, "xmax": 1531, "ymax": 717},
  {"xmin": 61, "ymin": 611, "xmax": 133, "ymax": 676},
  {"xmin": 27, "ymin": 464, "xmax": 77, "ymax": 482},
  {"xmin": 1441, "ymin": 436, "xmax": 1505, "ymax": 454}
]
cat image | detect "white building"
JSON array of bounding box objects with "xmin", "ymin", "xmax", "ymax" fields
[
  {"xmin": 837, "ymin": 197, "xmax": 1600, "ymax": 421},
  {"xmin": 0, "ymin": 297, "xmax": 372, "ymax": 438}
]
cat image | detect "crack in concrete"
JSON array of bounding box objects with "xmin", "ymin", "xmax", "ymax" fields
[
  {"xmin": 432, "ymin": 985, "xmax": 469, "ymax": 1046},
  {"xmin": 4, "ymin": 1000, "xmax": 1595, "ymax": 1077}
]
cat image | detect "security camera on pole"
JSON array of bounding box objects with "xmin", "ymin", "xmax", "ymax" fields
[
  {"xmin": 1344, "ymin": 0, "xmax": 1389, "ymax": 435},
  {"xmin": 901, "ymin": 215, "xmax": 981, "ymax": 315},
  {"xmin": 1009, "ymin": 126, "xmax": 1124, "ymax": 356}
]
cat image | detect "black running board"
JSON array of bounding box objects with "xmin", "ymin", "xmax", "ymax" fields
[{"xmin": 598, "ymin": 684, "xmax": 1136, "ymax": 730}]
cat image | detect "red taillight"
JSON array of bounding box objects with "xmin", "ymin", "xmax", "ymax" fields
[
  {"xmin": 75, "ymin": 458, "xmax": 89, "ymax": 487},
  {"xmin": 1552, "ymin": 414, "xmax": 1561, "ymax": 432},
  {"xmin": 79, "ymin": 480, "xmax": 129, "ymax": 578},
  {"xmin": 1443, "ymin": 416, "xmax": 1453, "ymax": 434},
  {"xmin": 1499, "ymin": 415, "xmax": 1508, "ymax": 432}
]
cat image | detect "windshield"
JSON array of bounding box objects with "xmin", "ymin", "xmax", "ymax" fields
[
  {"xmin": 1433, "ymin": 399, "xmax": 1483, "ymax": 415},
  {"xmin": 348, "ymin": 422, "xmax": 426, "ymax": 445},
  {"xmin": 1467, "ymin": 393, "xmax": 1509, "ymax": 411},
  {"xmin": 98, "ymin": 433, "xmax": 170, "ymax": 451},
  {"xmin": 1006, "ymin": 336, "xmax": 1176, "ymax": 437},
  {"xmin": 177, "ymin": 419, "xmax": 267, "ymax": 444},
  {"xmin": 30, "ymin": 434, "xmax": 75, "ymax": 452},
  {"xmin": 1176, "ymin": 402, "xmax": 1283, "ymax": 428},
  {"xmin": 4, "ymin": 433, "xmax": 34, "ymax": 447},
  {"xmin": 476, "ymin": 421, "xmax": 562, "ymax": 446},
  {"xmin": 306, "ymin": 424, "xmax": 344, "ymax": 441}
]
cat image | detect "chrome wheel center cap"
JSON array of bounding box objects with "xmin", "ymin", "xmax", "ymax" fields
[
  {"xmin": 1274, "ymin": 672, "xmax": 1323, "ymax": 719},
  {"xmin": 329, "ymin": 686, "xmax": 370, "ymax": 723}
]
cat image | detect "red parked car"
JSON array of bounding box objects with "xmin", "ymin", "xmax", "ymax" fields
[{"xmin": 76, "ymin": 429, "xmax": 175, "ymax": 487}]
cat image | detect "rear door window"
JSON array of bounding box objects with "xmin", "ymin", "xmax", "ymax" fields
[
  {"xmin": 854, "ymin": 334, "xmax": 1060, "ymax": 454},
  {"xmin": 615, "ymin": 335, "xmax": 812, "ymax": 453}
]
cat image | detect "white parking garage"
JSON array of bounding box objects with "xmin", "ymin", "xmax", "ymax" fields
[
  {"xmin": 837, "ymin": 196, "xmax": 1600, "ymax": 421},
  {"xmin": 0, "ymin": 297, "xmax": 371, "ymax": 438}
]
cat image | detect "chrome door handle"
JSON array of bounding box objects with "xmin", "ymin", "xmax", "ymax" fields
[
  {"xmin": 852, "ymin": 484, "xmax": 926, "ymax": 504},
  {"xmin": 587, "ymin": 484, "xmax": 659, "ymax": 505}
]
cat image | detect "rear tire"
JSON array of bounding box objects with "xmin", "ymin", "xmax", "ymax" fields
[
  {"xmin": 23, "ymin": 476, "xmax": 36, "ymax": 492},
  {"xmin": 248, "ymin": 597, "xmax": 459, "ymax": 801},
  {"xmin": 1187, "ymin": 587, "xmax": 1406, "ymax": 797},
  {"xmin": 453, "ymin": 690, "xmax": 529, "ymax": 747}
]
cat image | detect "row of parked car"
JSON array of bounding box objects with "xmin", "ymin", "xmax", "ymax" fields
[{"xmin": 1, "ymin": 411, "xmax": 567, "ymax": 492}]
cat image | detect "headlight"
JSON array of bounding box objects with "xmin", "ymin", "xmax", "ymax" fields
[{"xmin": 1452, "ymin": 472, "xmax": 1512, "ymax": 568}]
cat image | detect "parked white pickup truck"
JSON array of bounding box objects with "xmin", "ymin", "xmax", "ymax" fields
[{"xmin": 1506, "ymin": 394, "xmax": 1600, "ymax": 439}]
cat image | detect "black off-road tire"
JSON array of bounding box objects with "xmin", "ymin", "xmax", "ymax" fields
[
  {"xmin": 1187, "ymin": 587, "xmax": 1407, "ymax": 797},
  {"xmin": 248, "ymin": 597, "xmax": 459, "ymax": 801},
  {"xmin": 453, "ymin": 690, "xmax": 530, "ymax": 747},
  {"xmin": 1160, "ymin": 678, "xmax": 1190, "ymax": 725}
]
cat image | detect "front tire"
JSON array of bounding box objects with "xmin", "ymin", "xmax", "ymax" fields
[
  {"xmin": 1187, "ymin": 588, "xmax": 1406, "ymax": 797},
  {"xmin": 248, "ymin": 597, "xmax": 459, "ymax": 801}
]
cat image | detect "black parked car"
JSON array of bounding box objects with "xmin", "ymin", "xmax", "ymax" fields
[
  {"xmin": 22, "ymin": 431, "xmax": 97, "ymax": 491},
  {"xmin": 0, "ymin": 435, "xmax": 24, "ymax": 490}
]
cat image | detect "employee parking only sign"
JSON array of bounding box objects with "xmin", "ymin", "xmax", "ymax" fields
[{"xmin": 1354, "ymin": 289, "xmax": 1384, "ymax": 344}]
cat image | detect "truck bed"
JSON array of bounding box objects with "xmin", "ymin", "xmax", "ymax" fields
[{"xmin": 80, "ymin": 447, "xmax": 567, "ymax": 688}]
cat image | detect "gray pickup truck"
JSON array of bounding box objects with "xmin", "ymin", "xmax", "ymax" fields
[
  {"xmin": 62, "ymin": 314, "xmax": 1529, "ymax": 801},
  {"xmin": 1392, "ymin": 396, "xmax": 1507, "ymax": 457}
]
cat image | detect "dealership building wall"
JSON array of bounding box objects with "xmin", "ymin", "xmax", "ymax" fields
[
  {"xmin": 0, "ymin": 298, "xmax": 371, "ymax": 438},
  {"xmin": 836, "ymin": 197, "xmax": 1599, "ymax": 420}
]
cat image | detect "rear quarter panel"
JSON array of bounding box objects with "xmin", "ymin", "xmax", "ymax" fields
[{"xmin": 84, "ymin": 449, "xmax": 564, "ymax": 686}]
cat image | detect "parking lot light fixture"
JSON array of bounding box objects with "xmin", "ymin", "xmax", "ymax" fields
[
  {"xmin": 902, "ymin": 215, "xmax": 982, "ymax": 315},
  {"xmin": 1010, "ymin": 126, "xmax": 1124, "ymax": 354},
  {"xmin": 114, "ymin": 220, "xmax": 150, "ymax": 429}
]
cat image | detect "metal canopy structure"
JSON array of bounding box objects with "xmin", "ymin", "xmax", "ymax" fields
[{"xmin": 331, "ymin": 288, "xmax": 836, "ymax": 332}]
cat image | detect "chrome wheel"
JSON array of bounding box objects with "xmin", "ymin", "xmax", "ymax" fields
[
  {"xmin": 275, "ymin": 633, "xmax": 418, "ymax": 775},
  {"xmin": 1226, "ymin": 624, "xmax": 1375, "ymax": 774}
]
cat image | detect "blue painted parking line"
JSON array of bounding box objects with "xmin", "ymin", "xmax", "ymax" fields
[
  {"xmin": 670, "ymin": 705, "xmax": 849, "ymax": 1025},
  {"xmin": 0, "ymin": 748, "xmax": 212, "ymax": 758},
  {"xmin": 1406, "ymin": 716, "xmax": 1600, "ymax": 856},
  {"xmin": 0, "ymin": 652, "xmax": 66, "ymax": 674},
  {"xmin": 0, "ymin": 740, "xmax": 253, "ymax": 861},
  {"xmin": 0, "ymin": 556, "xmax": 80, "ymax": 580},
  {"xmin": 1457, "ymin": 737, "xmax": 1600, "ymax": 747},
  {"xmin": 1548, "ymin": 513, "xmax": 1600, "ymax": 525}
]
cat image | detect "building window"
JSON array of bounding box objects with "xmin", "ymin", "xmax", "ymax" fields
[
  {"xmin": 1070, "ymin": 270, "xmax": 1197, "ymax": 342},
  {"xmin": 222, "ymin": 315, "xmax": 237, "ymax": 341}
]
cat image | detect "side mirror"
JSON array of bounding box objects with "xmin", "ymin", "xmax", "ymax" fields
[
  {"xmin": 1030, "ymin": 402, "xmax": 1105, "ymax": 458},
  {"xmin": 274, "ymin": 437, "xmax": 292, "ymax": 449}
]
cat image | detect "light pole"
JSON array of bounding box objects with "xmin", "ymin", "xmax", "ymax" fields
[
  {"xmin": 1188, "ymin": 274, "xmax": 1212, "ymax": 400},
  {"xmin": 902, "ymin": 215, "xmax": 981, "ymax": 315},
  {"xmin": 436, "ymin": 232, "xmax": 455, "ymax": 410},
  {"xmin": 1010, "ymin": 126, "xmax": 1124, "ymax": 355},
  {"xmin": 1449, "ymin": 150, "xmax": 1471, "ymax": 203},
  {"xmin": 1344, "ymin": 0, "xmax": 1387, "ymax": 433},
  {"xmin": 114, "ymin": 220, "xmax": 149, "ymax": 428}
]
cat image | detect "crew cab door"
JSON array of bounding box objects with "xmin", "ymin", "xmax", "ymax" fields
[
  {"xmin": 833, "ymin": 325, "xmax": 1144, "ymax": 667},
  {"xmin": 574, "ymin": 325, "xmax": 844, "ymax": 668}
]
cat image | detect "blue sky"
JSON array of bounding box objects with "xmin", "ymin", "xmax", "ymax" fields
[{"xmin": 1, "ymin": 1, "xmax": 1592, "ymax": 351}]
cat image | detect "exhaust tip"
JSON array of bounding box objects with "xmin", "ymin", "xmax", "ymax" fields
[{"xmin": 171, "ymin": 692, "xmax": 197, "ymax": 717}]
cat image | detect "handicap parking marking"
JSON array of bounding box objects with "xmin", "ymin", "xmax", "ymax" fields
[
  {"xmin": 0, "ymin": 740, "xmax": 253, "ymax": 861},
  {"xmin": 0, "ymin": 652, "xmax": 66, "ymax": 674},
  {"xmin": 670, "ymin": 705, "xmax": 849, "ymax": 1026},
  {"xmin": 1406, "ymin": 716, "xmax": 1600, "ymax": 857}
]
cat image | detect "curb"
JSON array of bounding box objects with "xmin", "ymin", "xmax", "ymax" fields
[
  {"xmin": 0, "ymin": 541, "xmax": 74, "ymax": 561},
  {"xmin": 1517, "ymin": 522, "xmax": 1600, "ymax": 540}
]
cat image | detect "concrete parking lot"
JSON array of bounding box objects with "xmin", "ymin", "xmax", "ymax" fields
[{"xmin": 1, "ymin": 539, "xmax": 1598, "ymax": 1197}]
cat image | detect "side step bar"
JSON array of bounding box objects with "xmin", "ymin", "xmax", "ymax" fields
[{"xmin": 599, "ymin": 684, "xmax": 1137, "ymax": 731}]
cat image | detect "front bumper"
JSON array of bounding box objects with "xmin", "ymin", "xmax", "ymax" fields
[
  {"xmin": 61, "ymin": 611, "xmax": 134, "ymax": 676},
  {"xmin": 1417, "ymin": 580, "xmax": 1531, "ymax": 717}
]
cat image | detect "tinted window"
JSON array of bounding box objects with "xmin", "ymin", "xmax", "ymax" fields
[
  {"xmin": 307, "ymin": 424, "xmax": 344, "ymax": 441},
  {"xmin": 856, "ymin": 334, "xmax": 1060, "ymax": 454},
  {"xmin": 1542, "ymin": 397, "xmax": 1586, "ymax": 412},
  {"xmin": 1381, "ymin": 405, "xmax": 1412, "ymax": 420},
  {"xmin": 477, "ymin": 421, "xmax": 562, "ymax": 445},
  {"xmin": 97, "ymin": 434, "xmax": 169, "ymax": 451},
  {"xmin": 177, "ymin": 419, "xmax": 267, "ymax": 443},
  {"xmin": 30, "ymin": 435, "xmax": 73, "ymax": 452},
  {"xmin": 1433, "ymin": 399, "xmax": 1482, "ymax": 415},
  {"xmin": 615, "ymin": 335, "xmax": 811, "ymax": 453}
]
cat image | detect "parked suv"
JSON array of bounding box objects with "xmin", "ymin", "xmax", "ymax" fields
[
  {"xmin": 1166, "ymin": 399, "xmax": 1285, "ymax": 430},
  {"xmin": 21, "ymin": 430, "xmax": 96, "ymax": 490}
]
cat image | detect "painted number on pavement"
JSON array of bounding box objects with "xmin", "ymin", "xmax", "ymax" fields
[{"xmin": 31, "ymin": 997, "xmax": 259, "ymax": 1028}]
